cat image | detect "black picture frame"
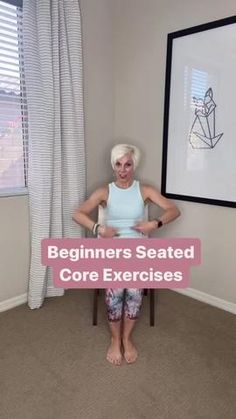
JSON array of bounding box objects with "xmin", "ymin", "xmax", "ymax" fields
[{"xmin": 161, "ymin": 15, "xmax": 236, "ymax": 208}]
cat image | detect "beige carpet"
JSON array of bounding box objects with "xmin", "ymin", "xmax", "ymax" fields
[{"xmin": 0, "ymin": 289, "xmax": 235, "ymax": 419}]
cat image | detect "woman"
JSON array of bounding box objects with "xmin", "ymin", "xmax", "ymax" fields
[{"xmin": 73, "ymin": 144, "xmax": 180, "ymax": 366}]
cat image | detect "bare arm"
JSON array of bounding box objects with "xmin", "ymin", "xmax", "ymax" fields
[
  {"xmin": 133, "ymin": 185, "xmax": 181, "ymax": 235},
  {"xmin": 72, "ymin": 187, "xmax": 108, "ymax": 232},
  {"xmin": 144, "ymin": 185, "xmax": 181, "ymax": 225},
  {"xmin": 73, "ymin": 186, "xmax": 118, "ymax": 237}
]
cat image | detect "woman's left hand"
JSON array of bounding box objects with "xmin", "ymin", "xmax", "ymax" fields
[{"xmin": 131, "ymin": 220, "xmax": 157, "ymax": 235}]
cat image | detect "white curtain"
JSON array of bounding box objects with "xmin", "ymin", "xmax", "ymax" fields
[{"xmin": 23, "ymin": 0, "xmax": 86, "ymax": 309}]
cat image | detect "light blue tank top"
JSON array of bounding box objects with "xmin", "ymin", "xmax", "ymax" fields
[{"xmin": 104, "ymin": 180, "xmax": 145, "ymax": 237}]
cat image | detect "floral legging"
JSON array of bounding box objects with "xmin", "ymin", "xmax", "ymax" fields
[{"xmin": 105, "ymin": 288, "xmax": 144, "ymax": 322}]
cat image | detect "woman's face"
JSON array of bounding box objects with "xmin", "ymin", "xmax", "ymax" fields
[{"xmin": 114, "ymin": 153, "xmax": 134, "ymax": 184}]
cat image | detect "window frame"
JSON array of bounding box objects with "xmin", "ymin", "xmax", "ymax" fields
[
  {"xmin": 2, "ymin": 0, "xmax": 22, "ymax": 8},
  {"xmin": 0, "ymin": 0, "xmax": 28, "ymax": 197}
]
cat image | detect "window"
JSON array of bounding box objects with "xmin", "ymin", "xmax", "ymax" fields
[{"xmin": 0, "ymin": 0, "xmax": 28, "ymax": 196}]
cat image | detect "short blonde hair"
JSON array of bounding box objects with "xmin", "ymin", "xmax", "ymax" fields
[{"xmin": 111, "ymin": 144, "xmax": 141, "ymax": 170}]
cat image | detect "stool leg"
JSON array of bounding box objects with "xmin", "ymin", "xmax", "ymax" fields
[
  {"xmin": 150, "ymin": 289, "xmax": 155, "ymax": 326},
  {"xmin": 93, "ymin": 289, "xmax": 99, "ymax": 325}
]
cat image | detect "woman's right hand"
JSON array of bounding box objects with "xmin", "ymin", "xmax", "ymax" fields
[{"xmin": 97, "ymin": 225, "xmax": 119, "ymax": 238}]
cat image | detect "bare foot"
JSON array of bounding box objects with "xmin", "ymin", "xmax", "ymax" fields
[
  {"xmin": 122, "ymin": 339, "xmax": 138, "ymax": 364},
  {"xmin": 106, "ymin": 338, "xmax": 122, "ymax": 366}
]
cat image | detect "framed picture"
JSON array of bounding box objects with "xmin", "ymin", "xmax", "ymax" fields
[{"xmin": 161, "ymin": 16, "xmax": 236, "ymax": 208}]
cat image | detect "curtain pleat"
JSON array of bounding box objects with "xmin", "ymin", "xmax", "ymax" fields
[{"xmin": 23, "ymin": 0, "xmax": 86, "ymax": 308}]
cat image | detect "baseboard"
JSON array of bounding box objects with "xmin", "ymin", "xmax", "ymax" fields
[
  {"xmin": 0, "ymin": 287, "xmax": 65, "ymax": 313},
  {"xmin": 0, "ymin": 293, "xmax": 27, "ymax": 313},
  {"xmin": 1, "ymin": 288, "xmax": 235, "ymax": 315},
  {"xmin": 173, "ymin": 288, "xmax": 236, "ymax": 315}
]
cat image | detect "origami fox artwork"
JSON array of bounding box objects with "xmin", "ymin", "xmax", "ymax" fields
[{"xmin": 189, "ymin": 88, "xmax": 223, "ymax": 149}]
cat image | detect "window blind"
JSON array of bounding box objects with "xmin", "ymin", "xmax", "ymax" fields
[{"xmin": 0, "ymin": 0, "xmax": 28, "ymax": 193}]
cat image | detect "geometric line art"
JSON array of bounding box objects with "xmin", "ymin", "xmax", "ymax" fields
[{"xmin": 189, "ymin": 87, "xmax": 223, "ymax": 149}]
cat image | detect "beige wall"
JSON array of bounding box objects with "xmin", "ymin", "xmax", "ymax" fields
[
  {"xmin": 0, "ymin": 195, "xmax": 29, "ymax": 303},
  {"xmin": 1, "ymin": 0, "xmax": 235, "ymax": 307},
  {"xmin": 113, "ymin": 0, "xmax": 236, "ymax": 303},
  {"xmin": 80, "ymin": 0, "xmax": 115, "ymax": 192}
]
